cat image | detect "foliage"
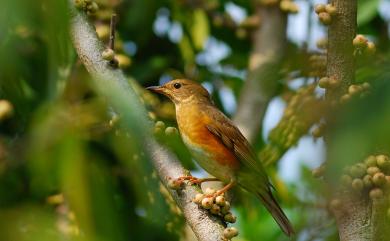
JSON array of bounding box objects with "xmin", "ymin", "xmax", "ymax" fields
[{"xmin": 0, "ymin": 0, "xmax": 390, "ymax": 241}]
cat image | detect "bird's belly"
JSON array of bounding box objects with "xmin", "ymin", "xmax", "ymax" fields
[{"xmin": 181, "ymin": 133, "xmax": 234, "ymax": 183}]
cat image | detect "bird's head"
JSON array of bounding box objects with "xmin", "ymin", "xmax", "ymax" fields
[{"xmin": 147, "ymin": 79, "xmax": 211, "ymax": 105}]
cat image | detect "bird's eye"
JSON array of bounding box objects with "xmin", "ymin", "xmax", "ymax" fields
[{"xmin": 173, "ymin": 83, "xmax": 181, "ymax": 89}]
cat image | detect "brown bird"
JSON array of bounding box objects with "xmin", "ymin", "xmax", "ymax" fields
[{"xmin": 147, "ymin": 79, "xmax": 294, "ymax": 236}]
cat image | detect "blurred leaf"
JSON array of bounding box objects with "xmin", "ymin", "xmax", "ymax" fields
[
  {"xmin": 191, "ymin": 9, "xmax": 209, "ymax": 50},
  {"xmin": 357, "ymin": 0, "xmax": 379, "ymax": 26},
  {"xmin": 178, "ymin": 35, "xmax": 195, "ymax": 64}
]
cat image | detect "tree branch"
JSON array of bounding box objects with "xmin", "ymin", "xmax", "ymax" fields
[
  {"xmin": 68, "ymin": 2, "xmax": 225, "ymax": 241},
  {"xmin": 325, "ymin": 1, "xmax": 390, "ymax": 241},
  {"xmin": 233, "ymin": 6, "xmax": 287, "ymax": 142}
]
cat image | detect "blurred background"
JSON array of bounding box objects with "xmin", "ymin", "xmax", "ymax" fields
[{"xmin": 0, "ymin": 0, "xmax": 390, "ymax": 240}]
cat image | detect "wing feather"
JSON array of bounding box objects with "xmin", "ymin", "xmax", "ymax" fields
[{"xmin": 203, "ymin": 106, "xmax": 267, "ymax": 179}]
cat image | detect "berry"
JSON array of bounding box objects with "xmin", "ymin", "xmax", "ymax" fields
[
  {"xmin": 318, "ymin": 12, "xmax": 332, "ymax": 25},
  {"xmin": 215, "ymin": 196, "xmax": 226, "ymax": 206},
  {"xmin": 373, "ymin": 172, "xmax": 386, "ymax": 186},
  {"xmin": 369, "ymin": 188, "xmax": 383, "ymax": 199},
  {"xmin": 351, "ymin": 178, "xmax": 364, "ymax": 191},
  {"xmin": 325, "ymin": 4, "xmax": 337, "ymax": 16},
  {"xmin": 223, "ymin": 227, "xmax": 239, "ymax": 239},
  {"xmin": 224, "ymin": 212, "xmax": 237, "ymax": 223},
  {"xmin": 314, "ymin": 4, "xmax": 326, "ymax": 14},
  {"xmin": 201, "ymin": 197, "xmax": 214, "ymax": 209},
  {"xmin": 353, "ymin": 35, "xmax": 368, "ymax": 49}
]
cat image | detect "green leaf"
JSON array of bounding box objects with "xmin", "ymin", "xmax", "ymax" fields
[
  {"xmin": 179, "ymin": 35, "xmax": 195, "ymax": 63},
  {"xmin": 191, "ymin": 9, "xmax": 209, "ymax": 50},
  {"xmin": 357, "ymin": 0, "xmax": 379, "ymax": 26}
]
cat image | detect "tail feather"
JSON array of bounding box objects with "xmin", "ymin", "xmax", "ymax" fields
[{"xmin": 258, "ymin": 190, "xmax": 294, "ymax": 237}]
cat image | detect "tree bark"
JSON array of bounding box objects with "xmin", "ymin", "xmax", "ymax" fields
[
  {"xmin": 68, "ymin": 2, "xmax": 225, "ymax": 241},
  {"xmin": 233, "ymin": 6, "xmax": 287, "ymax": 142},
  {"xmin": 326, "ymin": 1, "xmax": 390, "ymax": 241}
]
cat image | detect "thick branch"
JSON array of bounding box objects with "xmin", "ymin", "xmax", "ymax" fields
[
  {"xmin": 68, "ymin": 3, "xmax": 225, "ymax": 241},
  {"xmin": 233, "ymin": 6, "xmax": 287, "ymax": 142},
  {"xmin": 325, "ymin": 1, "xmax": 390, "ymax": 241},
  {"xmin": 326, "ymin": 0, "xmax": 356, "ymax": 98}
]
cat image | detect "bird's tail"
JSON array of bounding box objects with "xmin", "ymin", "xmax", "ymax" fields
[{"xmin": 257, "ymin": 190, "xmax": 294, "ymax": 237}]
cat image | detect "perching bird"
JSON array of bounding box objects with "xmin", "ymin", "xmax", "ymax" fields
[{"xmin": 147, "ymin": 79, "xmax": 294, "ymax": 236}]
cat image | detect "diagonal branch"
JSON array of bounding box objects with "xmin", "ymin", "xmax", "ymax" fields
[{"xmin": 67, "ymin": 2, "xmax": 225, "ymax": 241}]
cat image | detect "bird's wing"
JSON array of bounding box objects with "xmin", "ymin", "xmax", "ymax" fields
[{"xmin": 203, "ymin": 106, "xmax": 267, "ymax": 180}]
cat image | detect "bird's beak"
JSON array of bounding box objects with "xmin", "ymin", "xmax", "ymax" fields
[{"xmin": 146, "ymin": 85, "xmax": 165, "ymax": 94}]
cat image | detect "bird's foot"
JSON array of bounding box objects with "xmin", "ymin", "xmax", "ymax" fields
[
  {"xmin": 204, "ymin": 181, "xmax": 235, "ymax": 199},
  {"xmin": 173, "ymin": 176, "xmax": 219, "ymax": 186}
]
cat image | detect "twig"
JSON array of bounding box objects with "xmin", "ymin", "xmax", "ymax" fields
[
  {"xmin": 108, "ymin": 14, "xmax": 116, "ymax": 50},
  {"xmin": 67, "ymin": 2, "xmax": 225, "ymax": 241}
]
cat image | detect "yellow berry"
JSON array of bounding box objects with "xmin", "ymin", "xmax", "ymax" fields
[
  {"xmin": 373, "ymin": 172, "xmax": 386, "ymax": 186},
  {"xmin": 369, "ymin": 188, "xmax": 383, "ymax": 199},
  {"xmin": 210, "ymin": 204, "xmax": 221, "ymax": 215},
  {"xmin": 319, "ymin": 12, "xmax": 332, "ymax": 25},
  {"xmin": 325, "ymin": 4, "xmax": 337, "ymax": 16},
  {"xmin": 155, "ymin": 121, "xmax": 165, "ymax": 129},
  {"xmin": 215, "ymin": 196, "xmax": 226, "ymax": 206},
  {"xmin": 363, "ymin": 175, "xmax": 373, "ymax": 188},
  {"xmin": 221, "ymin": 201, "xmax": 231, "ymax": 214},
  {"xmin": 366, "ymin": 42, "xmax": 376, "ymax": 55},
  {"xmin": 314, "ymin": 4, "xmax": 326, "ymax": 14},
  {"xmin": 223, "ymin": 227, "xmax": 239, "ymax": 239},
  {"xmin": 204, "ymin": 188, "xmax": 216, "ymax": 195},
  {"xmin": 201, "ymin": 197, "xmax": 214, "ymax": 209},
  {"xmin": 367, "ymin": 166, "xmax": 380, "ymax": 176},
  {"xmin": 224, "ymin": 212, "xmax": 237, "ymax": 223},
  {"xmin": 353, "ymin": 35, "xmax": 368, "ymax": 49},
  {"xmin": 330, "ymin": 199, "xmax": 342, "ymax": 210},
  {"xmin": 0, "ymin": 100, "xmax": 13, "ymax": 120},
  {"xmin": 318, "ymin": 77, "xmax": 330, "ymax": 88},
  {"xmin": 193, "ymin": 193, "xmax": 204, "ymax": 204},
  {"xmin": 102, "ymin": 48, "xmax": 115, "ymax": 61}
]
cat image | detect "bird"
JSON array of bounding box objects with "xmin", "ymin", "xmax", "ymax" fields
[{"xmin": 147, "ymin": 79, "xmax": 294, "ymax": 236}]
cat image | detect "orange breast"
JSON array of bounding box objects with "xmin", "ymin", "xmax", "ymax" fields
[{"xmin": 176, "ymin": 104, "xmax": 240, "ymax": 169}]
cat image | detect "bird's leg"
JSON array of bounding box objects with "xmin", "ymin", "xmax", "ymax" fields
[
  {"xmin": 206, "ymin": 181, "xmax": 235, "ymax": 198},
  {"xmin": 175, "ymin": 176, "xmax": 219, "ymax": 185}
]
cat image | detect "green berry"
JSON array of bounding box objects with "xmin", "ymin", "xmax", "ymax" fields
[
  {"xmin": 376, "ymin": 155, "xmax": 390, "ymax": 169},
  {"xmin": 221, "ymin": 201, "xmax": 231, "ymax": 214},
  {"xmin": 210, "ymin": 204, "xmax": 221, "ymax": 215},
  {"xmin": 350, "ymin": 165, "xmax": 366, "ymax": 178},
  {"xmin": 224, "ymin": 212, "xmax": 237, "ymax": 223},
  {"xmin": 165, "ymin": 126, "xmax": 178, "ymax": 136},
  {"xmin": 352, "ymin": 178, "xmax": 364, "ymax": 191},
  {"xmin": 155, "ymin": 121, "xmax": 165, "ymax": 129},
  {"xmin": 341, "ymin": 174, "xmax": 353, "ymax": 186},
  {"xmin": 365, "ymin": 155, "xmax": 377, "ymax": 167}
]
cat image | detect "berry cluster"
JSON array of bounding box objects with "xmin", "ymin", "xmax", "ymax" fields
[
  {"xmin": 315, "ymin": 3, "xmax": 337, "ymax": 25},
  {"xmin": 340, "ymin": 155, "xmax": 390, "ymax": 199},
  {"xmin": 154, "ymin": 121, "xmax": 179, "ymax": 136},
  {"xmin": 261, "ymin": 85, "xmax": 323, "ymax": 165},
  {"xmin": 74, "ymin": 0, "xmax": 99, "ymax": 15},
  {"xmin": 353, "ymin": 34, "xmax": 376, "ymax": 55},
  {"xmin": 340, "ymin": 82, "xmax": 371, "ymax": 104}
]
